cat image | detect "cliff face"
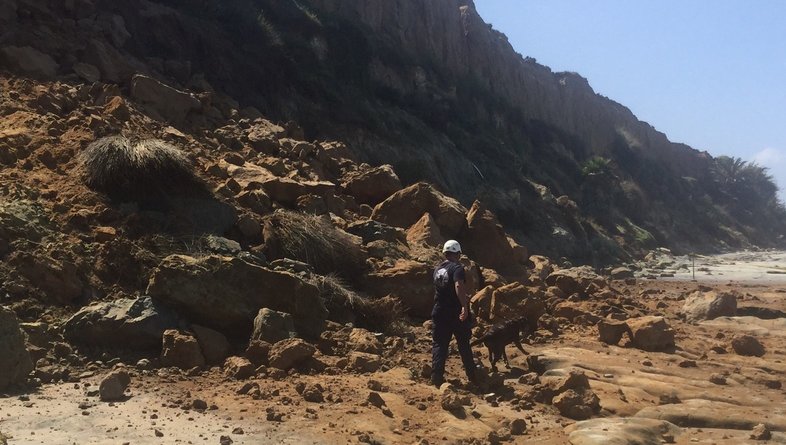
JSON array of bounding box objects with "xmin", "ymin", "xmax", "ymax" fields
[{"xmin": 1, "ymin": 0, "xmax": 783, "ymax": 263}]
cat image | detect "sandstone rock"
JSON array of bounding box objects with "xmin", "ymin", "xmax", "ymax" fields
[
  {"xmin": 529, "ymin": 255, "xmax": 554, "ymax": 281},
  {"xmin": 302, "ymin": 383, "xmax": 324, "ymax": 403},
  {"xmin": 371, "ymin": 182, "xmax": 467, "ymax": 238},
  {"xmin": 470, "ymin": 285, "xmax": 495, "ymax": 321},
  {"xmin": 545, "ymin": 267, "xmax": 605, "ymax": 296},
  {"xmin": 147, "ymin": 255, "xmax": 326, "ymax": 338},
  {"xmin": 349, "ymin": 328, "xmax": 383, "ymax": 355},
  {"xmin": 751, "ymin": 423, "xmax": 772, "ymax": 440},
  {"xmin": 0, "ymin": 45, "xmax": 58, "ymax": 78},
  {"xmin": 244, "ymin": 340, "xmax": 271, "ymax": 367},
  {"xmin": 10, "ymin": 253, "xmax": 83, "ymax": 305},
  {"xmin": 192, "ymin": 324, "xmax": 231, "ymax": 364},
  {"xmin": 251, "ymin": 308, "xmax": 296, "ymax": 344},
  {"xmin": 681, "ymin": 290, "xmax": 737, "ymax": 322},
  {"xmin": 348, "ymin": 351, "xmax": 383, "ymax": 373},
  {"xmin": 461, "ymin": 200, "xmax": 520, "ymax": 273},
  {"xmin": 627, "ymin": 316, "xmax": 675, "ymax": 352},
  {"xmin": 261, "ymin": 177, "xmax": 335, "ymax": 206},
  {"xmin": 542, "ymin": 370, "xmax": 591, "ymax": 394},
  {"xmin": 553, "ymin": 389, "xmax": 601, "ymax": 420},
  {"xmin": 224, "ymin": 356, "xmax": 255, "ymax": 380},
  {"xmin": 99, "ymin": 368, "xmax": 131, "ymax": 401},
  {"xmin": 610, "ymin": 267, "xmax": 634, "ymax": 280},
  {"xmin": 130, "ymin": 74, "xmax": 201, "ymax": 123},
  {"xmin": 268, "ymin": 338, "xmax": 316, "ymax": 370},
  {"xmin": 709, "ymin": 373, "xmax": 727, "ymax": 385},
  {"xmin": 346, "ymin": 220, "xmax": 407, "ymax": 245},
  {"xmin": 730, "ymin": 334, "xmax": 765, "ymax": 357},
  {"xmin": 553, "ymin": 301, "xmax": 599, "ymax": 324},
  {"xmin": 406, "ymin": 212, "xmax": 445, "ymax": 247},
  {"xmin": 0, "ymin": 307, "xmax": 33, "ymax": 390},
  {"xmin": 161, "ymin": 330, "xmax": 205, "ymax": 369},
  {"xmin": 489, "ymin": 282, "xmax": 546, "ymax": 322},
  {"xmin": 367, "ymin": 391, "xmax": 386, "ymax": 408},
  {"xmin": 342, "ymin": 164, "xmax": 402, "ymax": 205},
  {"xmin": 63, "ymin": 296, "xmax": 180, "ymax": 349},
  {"xmin": 361, "ymin": 260, "xmax": 432, "ymax": 318},
  {"xmin": 565, "ymin": 418, "xmax": 682, "ymax": 445},
  {"xmin": 597, "ymin": 319, "xmax": 632, "ymax": 345}
]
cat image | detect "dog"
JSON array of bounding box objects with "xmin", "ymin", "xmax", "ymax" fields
[{"xmin": 471, "ymin": 315, "xmax": 537, "ymax": 372}]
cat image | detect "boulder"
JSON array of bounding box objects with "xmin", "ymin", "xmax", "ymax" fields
[
  {"xmin": 84, "ymin": 39, "xmax": 132, "ymax": 83},
  {"xmin": 597, "ymin": 319, "xmax": 632, "ymax": 345},
  {"xmin": 530, "ymin": 255, "xmax": 554, "ymax": 281},
  {"xmin": 553, "ymin": 389, "xmax": 601, "ymax": 420},
  {"xmin": 0, "ymin": 307, "xmax": 33, "ymax": 390},
  {"xmin": 10, "ymin": 252, "xmax": 83, "ymax": 305},
  {"xmin": 147, "ymin": 255, "xmax": 327, "ymax": 338},
  {"xmin": 546, "ymin": 267, "xmax": 605, "ymax": 296},
  {"xmin": 361, "ymin": 260, "xmax": 432, "ymax": 318},
  {"xmin": 730, "ymin": 334, "xmax": 765, "ymax": 357},
  {"xmin": 244, "ymin": 340, "xmax": 271, "ymax": 367},
  {"xmin": 192, "ymin": 324, "xmax": 231, "ymax": 364},
  {"xmin": 627, "ymin": 316, "xmax": 675, "ymax": 352},
  {"xmin": 348, "ymin": 328, "xmax": 382, "ymax": 355},
  {"xmin": 251, "ymin": 308, "xmax": 296, "ymax": 344},
  {"xmin": 73, "ymin": 62, "xmax": 101, "ymax": 82},
  {"xmin": 0, "ymin": 45, "xmax": 58, "ymax": 78},
  {"xmin": 371, "ymin": 182, "xmax": 467, "ymax": 238},
  {"xmin": 161, "ymin": 330, "xmax": 205, "ymax": 369},
  {"xmin": 224, "ymin": 356, "xmax": 255, "ymax": 380},
  {"xmin": 63, "ymin": 296, "xmax": 180, "ymax": 349},
  {"xmin": 490, "ymin": 282, "xmax": 546, "ymax": 322},
  {"xmin": 261, "ymin": 178, "xmax": 335, "ymax": 206},
  {"xmin": 341, "ymin": 164, "xmax": 402, "ymax": 205},
  {"xmin": 346, "ymin": 220, "xmax": 407, "ymax": 245},
  {"xmin": 130, "ymin": 74, "xmax": 201, "ymax": 123},
  {"xmin": 99, "ymin": 368, "xmax": 131, "ymax": 401},
  {"xmin": 461, "ymin": 200, "xmax": 520, "ymax": 273},
  {"xmin": 470, "ymin": 285, "xmax": 495, "ymax": 321},
  {"xmin": 348, "ymin": 351, "xmax": 383, "ymax": 373},
  {"xmin": 553, "ymin": 301, "xmax": 600, "ymax": 324},
  {"xmin": 268, "ymin": 338, "xmax": 316, "ymax": 370},
  {"xmin": 566, "ymin": 418, "xmax": 682, "ymax": 445},
  {"xmin": 406, "ymin": 213, "xmax": 445, "ymax": 248},
  {"xmin": 610, "ymin": 267, "xmax": 634, "ymax": 280},
  {"xmin": 681, "ymin": 290, "xmax": 737, "ymax": 322}
]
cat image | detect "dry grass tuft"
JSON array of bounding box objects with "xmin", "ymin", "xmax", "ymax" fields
[
  {"xmin": 309, "ymin": 273, "xmax": 404, "ymax": 333},
  {"xmin": 79, "ymin": 136, "xmax": 200, "ymax": 202},
  {"xmin": 263, "ymin": 210, "xmax": 367, "ymax": 280}
]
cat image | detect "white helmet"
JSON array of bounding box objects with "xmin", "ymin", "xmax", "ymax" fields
[{"xmin": 443, "ymin": 240, "xmax": 462, "ymax": 253}]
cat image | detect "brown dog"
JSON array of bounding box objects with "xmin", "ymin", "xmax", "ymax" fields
[{"xmin": 472, "ymin": 315, "xmax": 537, "ymax": 372}]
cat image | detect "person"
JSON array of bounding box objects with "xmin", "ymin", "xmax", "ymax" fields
[{"xmin": 431, "ymin": 240, "xmax": 476, "ymax": 388}]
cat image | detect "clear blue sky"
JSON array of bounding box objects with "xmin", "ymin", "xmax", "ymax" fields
[{"xmin": 475, "ymin": 0, "xmax": 786, "ymax": 202}]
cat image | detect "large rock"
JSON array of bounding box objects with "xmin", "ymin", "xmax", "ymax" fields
[
  {"xmin": 84, "ymin": 39, "xmax": 131, "ymax": 83},
  {"xmin": 146, "ymin": 255, "xmax": 327, "ymax": 338},
  {"xmin": 63, "ymin": 296, "xmax": 180, "ymax": 349},
  {"xmin": 0, "ymin": 45, "xmax": 58, "ymax": 78},
  {"xmin": 341, "ymin": 164, "xmax": 402, "ymax": 205},
  {"xmin": 553, "ymin": 389, "xmax": 601, "ymax": 420},
  {"xmin": 0, "ymin": 307, "xmax": 33, "ymax": 390},
  {"xmin": 681, "ymin": 290, "xmax": 737, "ymax": 322},
  {"xmin": 730, "ymin": 334, "xmax": 765, "ymax": 357},
  {"xmin": 470, "ymin": 285, "xmax": 495, "ymax": 321},
  {"xmin": 406, "ymin": 213, "xmax": 445, "ymax": 248},
  {"xmin": 361, "ymin": 260, "xmax": 432, "ymax": 318},
  {"xmin": 530, "ymin": 255, "xmax": 554, "ymax": 281},
  {"xmin": 371, "ymin": 182, "xmax": 467, "ymax": 238},
  {"xmin": 489, "ymin": 282, "xmax": 546, "ymax": 322},
  {"xmin": 346, "ymin": 220, "xmax": 407, "ymax": 245},
  {"xmin": 546, "ymin": 267, "xmax": 605, "ymax": 296},
  {"xmin": 161, "ymin": 330, "xmax": 205, "ymax": 369},
  {"xmin": 10, "ymin": 253, "xmax": 83, "ymax": 305},
  {"xmin": 192, "ymin": 324, "xmax": 231, "ymax": 364},
  {"xmin": 223, "ymin": 356, "xmax": 255, "ymax": 380},
  {"xmin": 268, "ymin": 338, "xmax": 316, "ymax": 370},
  {"xmin": 99, "ymin": 368, "xmax": 131, "ymax": 401},
  {"xmin": 251, "ymin": 308, "xmax": 295, "ymax": 344},
  {"xmin": 627, "ymin": 316, "xmax": 675, "ymax": 352},
  {"xmin": 261, "ymin": 178, "xmax": 335, "ymax": 206},
  {"xmin": 348, "ymin": 328, "xmax": 383, "ymax": 355},
  {"xmin": 460, "ymin": 200, "xmax": 520, "ymax": 274},
  {"xmin": 566, "ymin": 418, "xmax": 682, "ymax": 445},
  {"xmin": 597, "ymin": 319, "xmax": 632, "ymax": 345},
  {"xmin": 130, "ymin": 74, "xmax": 201, "ymax": 123}
]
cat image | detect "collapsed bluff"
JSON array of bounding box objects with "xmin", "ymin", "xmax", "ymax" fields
[{"xmin": 1, "ymin": 0, "xmax": 785, "ymax": 444}]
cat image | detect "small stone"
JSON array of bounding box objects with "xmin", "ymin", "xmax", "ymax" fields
[
  {"xmin": 709, "ymin": 374, "xmax": 727, "ymax": 385},
  {"xmin": 750, "ymin": 423, "xmax": 771, "ymax": 440},
  {"xmin": 678, "ymin": 360, "xmax": 697, "ymax": 368},
  {"xmin": 154, "ymin": 429, "xmax": 164, "ymax": 437},
  {"xmin": 192, "ymin": 399, "xmax": 208, "ymax": 411},
  {"xmin": 510, "ymin": 418, "xmax": 527, "ymax": 435},
  {"xmin": 99, "ymin": 369, "xmax": 131, "ymax": 401},
  {"xmin": 231, "ymin": 427, "xmax": 244, "ymax": 435},
  {"xmin": 367, "ymin": 392, "xmax": 386, "ymax": 408},
  {"xmin": 220, "ymin": 435, "xmax": 234, "ymax": 445}
]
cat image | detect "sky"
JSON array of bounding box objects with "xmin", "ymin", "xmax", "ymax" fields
[{"xmin": 475, "ymin": 0, "xmax": 786, "ymax": 202}]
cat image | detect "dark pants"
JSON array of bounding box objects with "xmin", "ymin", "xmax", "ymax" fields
[{"xmin": 431, "ymin": 309, "xmax": 475, "ymax": 384}]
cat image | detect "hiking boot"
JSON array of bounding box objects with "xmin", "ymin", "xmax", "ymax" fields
[{"xmin": 431, "ymin": 375, "xmax": 445, "ymax": 388}]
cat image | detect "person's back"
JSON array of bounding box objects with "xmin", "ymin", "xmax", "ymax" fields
[{"xmin": 433, "ymin": 259, "xmax": 464, "ymax": 315}]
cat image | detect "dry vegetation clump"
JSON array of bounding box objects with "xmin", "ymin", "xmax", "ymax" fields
[
  {"xmin": 263, "ymin": 210, "xmax": 368, "ymax": 280},
  {"xmin": 78, "ymin": 136, "xmax": 201, "ymax": 202},
  {"xmin": 309, "ymin": 273, "xmax": 404, "ymax": 333}
]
